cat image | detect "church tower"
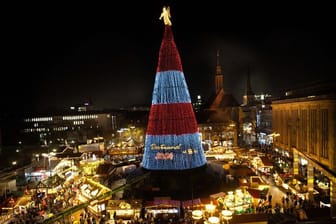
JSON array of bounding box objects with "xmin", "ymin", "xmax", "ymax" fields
[
  {"xmin": 215, "ymin": 50, "xmax": 224, "ymax": 95},
  {"xmin": 243, "ymin": 66, "xmax": 255, "ymax": 106}
]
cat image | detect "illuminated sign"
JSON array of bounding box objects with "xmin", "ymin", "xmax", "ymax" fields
[{"xmin": 151, "ymin": 144, "xmax": 181, "ymax": 150}]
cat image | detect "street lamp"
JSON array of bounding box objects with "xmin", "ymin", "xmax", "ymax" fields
[
  {"xmin": 192, "ymin": 210, "xmax": 203, "ymax": 221},
  {"xmin": 221, "ymin": 210, "xmax": 233, "ymax": 224},
  {"xmin": 208, "ymin": 216, "xmax": 220, "ymax": 224},
  {"xmin": 35, "ymin": 154, "xmax": 40, "ymax": 162},
  {"xmin": 205, "ymin": 202, "xmax": 216, "ymax": 217}
]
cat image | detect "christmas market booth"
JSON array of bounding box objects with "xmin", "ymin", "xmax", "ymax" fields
[
  {"xmin": 75, "ymin": 177, "xmax": 112, "ymax": 216},
  {"xmin": 217, "ymin": 188, "xmax": 254, "ymax": 214},
  {"xmin": 106, "ymin": 199, "xmax": 142, "ymax": 221},
  {"xmin": 145, "ymin": 197, "xmax": 181, "ymax": 220}
]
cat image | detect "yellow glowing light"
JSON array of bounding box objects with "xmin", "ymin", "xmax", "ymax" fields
[
  {"xmin": 222, "ymin": 210, "xmax": 233, "ymax": 222},
  {"xmin": 159, "ymin": 6, "xmax": 172, "ymax": 26},
  {"xmin": 205, "ymin": 203, "xmax": 216, "ymax": 213},
  {"xmin": 222, "ymin": 209, "xmax": 233, "ymax": 217},
  {"xmin": 208, "ymin": 216, "xmax": 220, "ymax": 224},
  {"xmin": 192, "ymin": 210, "xmax": 203, "ymax": 220}
]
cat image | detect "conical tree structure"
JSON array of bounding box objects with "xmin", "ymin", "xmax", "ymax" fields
[{"xmin": 142, "ymin": 24, "xmax": 207, "ymax": 170}]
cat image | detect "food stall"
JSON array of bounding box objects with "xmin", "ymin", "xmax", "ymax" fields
[
  {"xmin": 221, "ymin": 188, "xmax": 253, "ymax": 214},
  {"xmin": 106, "ymin": 199, "xmax": 142, "ymax": 221},
  {"xmin": 76, "ymin": 177, "xmax": 112, "ymax": 216},
  {"xmin": 145, "ymin": 198, "xmax": 180, "ymax": 220}
]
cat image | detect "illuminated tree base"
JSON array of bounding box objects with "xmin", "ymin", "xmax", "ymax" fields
[{"xmin": 142, "ymin": 134, "xmax": 207, "ymax": 170}]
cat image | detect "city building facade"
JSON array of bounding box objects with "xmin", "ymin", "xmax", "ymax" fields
[
  {"xmin": 272, "ymin": 81, "xmax": 336, "ymax": 218},
  {"xmin": 20, "ymin": 111, "xmax": 118, "ymax": 147}
]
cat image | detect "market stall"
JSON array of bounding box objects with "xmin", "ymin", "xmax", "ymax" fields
[
  {"xmin": 220, "ymin": 188, "xmax": 253, "ymax": 214},
  {"xmin": 76, "ymin": 177, "xmax": 112, "ymax": 216},
  {"xmin": 106, "ymin": 199, "xmax": 142, "ymax": 221},
  {"xmin": 145, "ymin": 198, "xmax": 180, "ymax": 220}
]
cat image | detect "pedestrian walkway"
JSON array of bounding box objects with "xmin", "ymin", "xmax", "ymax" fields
[{"xmin": 268, "ymin": 213, "xmax": 296, "ymax": 224}]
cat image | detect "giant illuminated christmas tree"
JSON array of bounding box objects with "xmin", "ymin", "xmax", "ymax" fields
[{"xmin": 142, "ymin": 7, "xmax": 207, "ymax": 170}]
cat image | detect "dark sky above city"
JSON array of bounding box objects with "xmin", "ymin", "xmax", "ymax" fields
[{"xmin": 3, "ymin": 1, "xmax": 335, "ymax": 116}]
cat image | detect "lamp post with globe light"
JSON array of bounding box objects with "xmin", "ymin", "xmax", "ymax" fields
[
  {"xmin": 221, "ymin": 210, "xmax": 233, "ymax": 224},
  {"xmin": 205, "ymin": 202, "xmax": 216, "ymax": 218},
  {"xmin": 208, "ymin": 216, "xmax": 220, "ymax": 224},
  {"xmin": 192, "ymin": 210, "xmax": 203, "ymax": 223}
]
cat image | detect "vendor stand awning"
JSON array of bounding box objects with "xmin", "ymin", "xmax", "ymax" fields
[
  {"xmin": 146, "ymin": 199, "xmax": 181, "ymax": 208},
  {"xmin": 210, "ymin": 192, "xmax": 226, "ymax": 199},
  {"xmin": 246, "ymin": 188, "xmax": 268, "ymax": 199},
  {"xmin": 106, "ymin": 199, "xmax": 142, "ymax": 210},
  {"xmin": 182, "ymin": 198, "xmax": 202, "ymax": 208}
]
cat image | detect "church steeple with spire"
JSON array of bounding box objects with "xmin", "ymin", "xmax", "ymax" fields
[
  {"xmin": 215, "ymin": 50, "xmax": 224, "ymax": 95},
  {"xmin": 209, "ymin": 49, "xmax": 239, "ymax": 110},
  {"xmin": 243, "ymin": 65, "xmax": 255, "ymax": 106}
]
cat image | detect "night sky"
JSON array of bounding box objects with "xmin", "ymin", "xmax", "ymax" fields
[{"xmin": 3, "ymin": 2, "xmax": 335, "ymax": 116}]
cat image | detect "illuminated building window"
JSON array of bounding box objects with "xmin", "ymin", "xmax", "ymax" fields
[
  {"xmin": 321, "ymin": 109, "xmax": 328, "ymax": 159},
  {"xmin": 73, "ymin": 120, "xmax": 84, "ymax": 125},
  {"xmin": 309, "ymin": 109, "xmax": 317, "ymax": 155}
]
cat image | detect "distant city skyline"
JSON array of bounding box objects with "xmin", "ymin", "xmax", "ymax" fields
[{"xmin": 3, "ymin": 2, "xmax": 335, "ymax": 116}]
